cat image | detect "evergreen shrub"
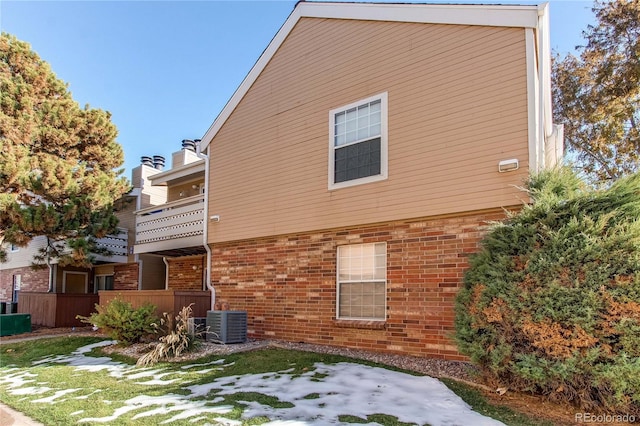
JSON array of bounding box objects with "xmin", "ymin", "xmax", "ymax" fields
[
  {"xmin": 78, "ymin": 297, "xmax": 158, "ymax": 345},
  {"xmin": 455, "ymin": 168, "xmax": 640, "ymax": 414}
]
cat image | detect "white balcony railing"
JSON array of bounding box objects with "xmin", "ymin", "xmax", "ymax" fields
[
  {"xmin": 134, "ymin": 194, "xmax": 205, "ymax": 254},
  {"xmin": 94, "ymin": 227, "xmax": 129, "ymax": 263}
]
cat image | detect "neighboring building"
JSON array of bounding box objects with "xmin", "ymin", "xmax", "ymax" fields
[
  {"xmin": 0, "ymin": 140, "xmax": 212, "ymax": 325},
  {"xmin": 132, "ymin": 140, "xmax": 209, "ymax": 291},
  {"xmin": 199, "ymin": 2, "xmax": 563, "ymax": 359},
  {"xmin": 0, "ymin": 155, "xmax": 167, "ymax": 303}
]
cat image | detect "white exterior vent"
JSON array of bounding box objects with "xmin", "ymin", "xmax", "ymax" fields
[{"xmin": 206, "ymin": 310, "xmax": 248, "ymax": 344}]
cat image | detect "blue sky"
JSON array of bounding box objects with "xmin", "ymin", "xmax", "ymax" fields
[{"xmin": 1, "ymin": 0, "xmax": 594, "ymax": 176}]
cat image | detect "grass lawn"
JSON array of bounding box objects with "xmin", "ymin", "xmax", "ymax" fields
[{"xmin": 0, "ymin": 336, "xmax": 554, "ymax": 426}]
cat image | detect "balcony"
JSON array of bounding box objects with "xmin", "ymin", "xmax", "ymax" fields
[
  {"xmin": 134, "ymin": 194, "xmax": 205, "ymax": 256},
  {"xmin": 94, "ymin": 227, "xmax": 129, "ymax": 263}
]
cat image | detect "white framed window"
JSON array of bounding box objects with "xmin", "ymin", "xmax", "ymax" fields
[
  {"xmin": 337, "ymin": 242, "xmax": 387, "ymax": 320},
  {"xmin": 329, "ymin": 92, "xmax": 388, "ymax": 190},
  {"xmin": 10, "ymin": 243, "xmax": 19, "ymax": 253},
  {"xmin": 94, "ymin": 275, "xmax": 114, "ymax": 293},
  {"xmin": 12, "ymin": 275, "xmax": 21, "ymax": 302}
]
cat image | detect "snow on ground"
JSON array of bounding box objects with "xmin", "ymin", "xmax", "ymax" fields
[{"xmin": 0, "ymin": 341, "xmax": 505, "ymax": 426}]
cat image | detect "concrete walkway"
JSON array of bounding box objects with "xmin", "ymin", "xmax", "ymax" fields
[{"xmin": 0, "ymin": 402, "xmax": 45, "ymax": 426}]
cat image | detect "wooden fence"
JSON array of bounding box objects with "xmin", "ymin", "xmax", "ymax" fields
[
  {"xmin": 19, "ymin": 292, "xmax": 99, "ymax": 327},
  {"xmin": 17, "ymin": 290, "xmax": 211, "ymax": 328},
  {"xmin": 99, "ymin": 290, "xmax": 211, "ymax": 318}
]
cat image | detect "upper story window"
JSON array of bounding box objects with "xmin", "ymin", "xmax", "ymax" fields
[
  {"xmin": 329, "ymin": 93, "xmax": 388, "ymax": 190},
  {"xmin": 10, "ymin": 243, "xmax": 19, "ymax": 253}
]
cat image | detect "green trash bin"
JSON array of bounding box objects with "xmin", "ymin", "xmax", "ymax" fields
[{"xmin": 0, "ymin": 313, "xmax": 31, "ymax": 336}]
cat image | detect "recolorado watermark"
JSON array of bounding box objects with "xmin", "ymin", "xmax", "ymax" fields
[{"xmin": 575, "ymin": 413, "xmax": 636, "ymax": 423}]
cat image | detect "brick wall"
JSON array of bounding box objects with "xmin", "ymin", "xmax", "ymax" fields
[
  {"xmin": 167, "ymin": 255, "xmax": 205, "ymax": 290},
  {"xmin": 0, "ymin": 266, "xmax": 49, "ymax": 302},
  {"xmin": 114, "ymin": 263, "xmax": 139, "ymax": 291},
  {"xmin": 211, "ymin": 208, "xmax": 507, "ymax": 360}
]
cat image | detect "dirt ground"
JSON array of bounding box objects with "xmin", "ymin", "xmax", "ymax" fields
[{"xmin": 1, "ymin": 326, "xmax": 633, "ymax": 426}]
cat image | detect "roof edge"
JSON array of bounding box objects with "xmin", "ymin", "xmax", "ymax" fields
[{"xmin": 200, "ymin": 1, "xmax": 544, "ymax": 150}]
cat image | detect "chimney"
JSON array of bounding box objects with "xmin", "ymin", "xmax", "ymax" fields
[
  {"xmin": 181, "ymin": 139, "xmax": 196, "ymax": 152},
  {"xmin": 153, "ymin": 155, "xmax": 165, "ymax": 171},
  {"xmin": 140, "ymin": 156, "xmax": 154, "ymax": 167}
]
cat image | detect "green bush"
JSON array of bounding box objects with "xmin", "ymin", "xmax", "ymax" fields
[
  {"xmin": 78, "ymin": 297, "xmax": 158, "ymax": 345},
  {"xmin": 455, "ymin": 168, "xmax": 640, "ymax": 415}
]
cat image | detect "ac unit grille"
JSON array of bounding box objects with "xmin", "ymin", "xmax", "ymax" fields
[{"xmin": 206, "ymin": 310, "xmax": 247, "ymax": 344}]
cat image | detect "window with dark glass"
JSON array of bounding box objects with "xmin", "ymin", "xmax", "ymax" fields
[{"xmin": 329, "ymin": 93, "xmax": 387, "ymax": 189}]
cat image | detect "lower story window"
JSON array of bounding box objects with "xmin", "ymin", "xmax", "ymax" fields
[
  {"xmin": 337, "ymin": 242, "xmax": 386, "ymax": 320},
  {"xmin": 95, "ymin": 275, "xmax": 114, "ymax": 292},
  {"xmin": 12, "ymin": 274, "xmax": 21, "ymax": 302}
]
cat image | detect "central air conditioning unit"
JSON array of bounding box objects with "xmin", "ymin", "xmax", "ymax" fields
[{"xmin": 206, "ymin": 310, "xmax": 248, "ymax": 344}]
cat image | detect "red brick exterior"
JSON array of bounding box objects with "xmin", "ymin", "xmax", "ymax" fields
[
  {"xmin": 0, "ymin": 266, "xmax": 49, "ymax": 302},
  {"xmin": 114, "ymin": 263, "xmax": 139, "ymax": 291},
  {"xmin": 211, "ymin": 209, "xmax": 507, "ymax": 360},
  {"xmin": 167, "ymin": 255, "xmax": 206, "ymax": 290}
]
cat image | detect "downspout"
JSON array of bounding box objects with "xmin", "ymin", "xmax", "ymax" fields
[
  {"xmin": 135, "ymin": 189, "xmax": 143, "ymax": 290},
  {"xmin": 537, "ymin": 3, "xmax": 553, "ymax": 166},
  {"xmin": 162, "ymin": 256, "xmax": 169, "ymax": 290},
  {"xmin": 196, "ymin": 141, "xmax": 215, "ymax": 310},
  {"xmin": 47, "ymin": 263, "xmax": 54, "ymax": 292},
  {"xmin": 46, "ymin": 240, "xmax": 54, "ymax": 292},
  {"xmin": 137, "ymin": 257, "xmax": 143, "ymax": 290}
]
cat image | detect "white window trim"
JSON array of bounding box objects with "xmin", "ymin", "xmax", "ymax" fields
[
  {"xmin": 94, "ymin": 274, "xmax": 114, "ymax": 293},
  {"xmin": 10, "ymin": 243, "xmax": 20, "ymax": 253},
  {"xmin": 336, "ymin": 242, "xmax": 387, "ymax": 321},
  {"xmin": 13, "ymin": 275, "xmax": 21, "ymax": 290},
  {"xmin": 328, "ymin": 92, "xmax": 389, "ymax": 190},
  {"xmin": 62, "ymin": 271, "xmax": 89, "ymax": 294}
]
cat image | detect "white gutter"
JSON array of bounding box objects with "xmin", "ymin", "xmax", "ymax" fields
[
  {"xmin": 137, "ymin": 257, "xmax": 143, "ymax": 290},
  {"xmin": 162, "ymin": 256, "xmax": 169, "ymax": 290},
  {"xmin": 538, "ymin": 3, "xmax": 553, "ymax": 140},
  {"xmin": 525, "ymin": 27, "xmax": 540, "ymax": 174},
  {"xmin": 47, "ymin": 262, "xmax": 54, "ymax": 292},
  {"xmin": 200, "ymin": 2, "xmax": 541, "ymax": 151},
  {"xmin": 46, "ymin": 241, "xmax": 54, "ymax": 292},
  {"xmin": 133, "ymin": 187, "xmax": 143, "ymax": 290},
  {"xmin": 196, "ymin": 142, "xmax": 215, "ymax": 310}
]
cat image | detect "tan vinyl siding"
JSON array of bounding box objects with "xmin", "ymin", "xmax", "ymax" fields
[
  {"xmin": 133, "ymin": 165, "xmax": 168, "ymax": 209},
  {"xmin": 167, "ymin": 180, "xmax": 205, "ymax": 203},
  {"xmin": 115, "ymin": 202, "xmax": 136, "ymax": 232},
  {"xmin": 1, "ymin": 236, "xmax": 48, "ymax": 269},
  {"xmin": 94, "ymin": 265, "xmax": 114, "ymax": 276},
  {"xmin": 208, "ymin": 18, "xmax": 530, "ymax": 243},
  {"xmin": 140, "ymin": 254, "xmax": 166, "ymax": 290}
]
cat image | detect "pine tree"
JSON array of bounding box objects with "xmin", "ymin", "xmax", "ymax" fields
[
  {"xmin": 552, "ymin": 0, "xmax": 640, "ymax": 183},
  {"xmin": 0, "ymin": 33, "xmax": 129, "ymax": 266}
]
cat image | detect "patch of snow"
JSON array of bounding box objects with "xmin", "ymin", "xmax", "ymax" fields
[
  {"xmin": 1, "ymin": 340, "xmax": 505, "ymax": 426},
  {"xmin": 73, "ymin": 389, "xmax": 102, "ymax": 400},
  {"xmin": 211, "ymin": 417, "xmax": 242, "ymax": 426},
  {"xmin": 79, "ymin": 394, "xmax": 233, "ymax": 424},
  {"xmin": 181, "ymin": 359, "xmax": 227, "ymax": 370},
  {"xmin": 191, "ymin": 363, "xmax": 504, "ymax": 425},
  {"xmin": 32, "ymin": 388, "xmax": 82, "ymax": 403}
]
